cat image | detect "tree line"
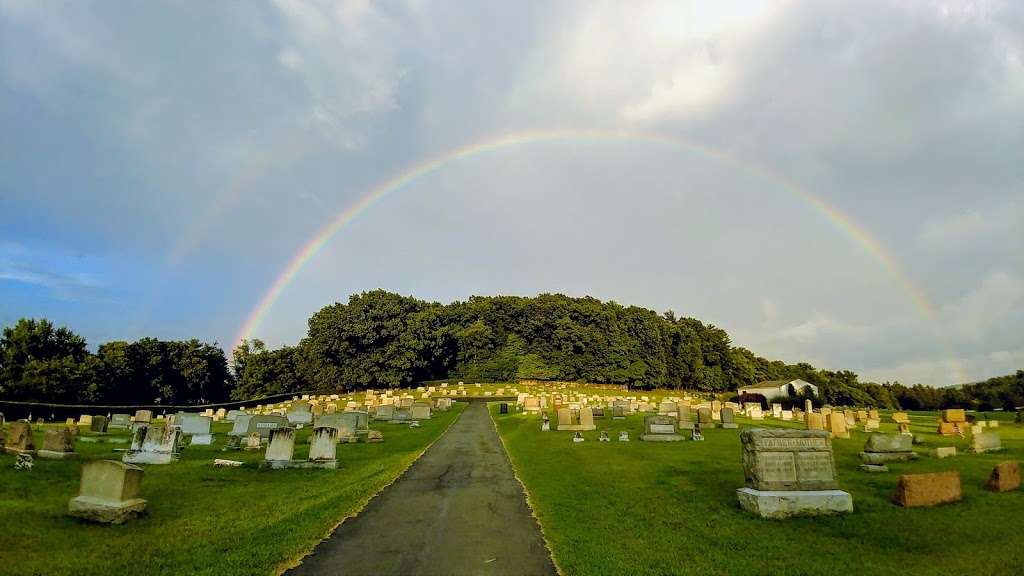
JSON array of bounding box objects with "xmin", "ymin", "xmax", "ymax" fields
[{"xmin": 2, "ymin": 291, "xmax": 1022, "ymax": 411}]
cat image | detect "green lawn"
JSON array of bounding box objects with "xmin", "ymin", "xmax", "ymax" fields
[
  {"xmin": 494, "ymin": 406, "xmax": 1024, "ymax": 576},
  {"xmin": 0, "ymin": 403, "xmax": 464, "ymax": 576}
]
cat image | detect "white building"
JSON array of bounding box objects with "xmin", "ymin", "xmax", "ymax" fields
[{"xmin": 737, "ymin": 379, "xmax": 818, "ymax": 401}]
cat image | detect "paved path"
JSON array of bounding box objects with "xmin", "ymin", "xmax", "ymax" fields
[{"xmin": 287, "ymin": 402, "xmax": 556, "ymax": 576}]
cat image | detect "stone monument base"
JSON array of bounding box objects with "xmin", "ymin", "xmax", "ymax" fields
[
  {"xmin": 720, "ymin": 423, "xmax": 738, "ymax": 429},
  {"xmin": 38, "ymin": 449, "xmax": 76, "ymax": 460},
  {"xmin": 261, "ymin": 459, "xmax": 296, "ymax": 470},
  {"xmin": 640, "ymin": 434, "xmax": 683, "ymax": 442},
  {"xmin": 293, "ymin": 460, "xmax": 338, "ymax": 470},
  {"xmin": 4, "ymin": 447, "xmax": 35, "ymax": 456},
  {"xmin": 68, "ymin": 496, "xmax": 147, "ymax": 524},
  {"xmin": 859, "ymin": 451, "xmax": 917, "ymax": 464},
  {"xmin": 736, "ymin": 488, "xmax": 853, "ymax": 518},
  {"xmin": 189, "ymin": 434, "xmax": 214, "ymax": 446},
  {"xmin": 122, "ymin": 451, "xmax": 175, "ymax": 465}
]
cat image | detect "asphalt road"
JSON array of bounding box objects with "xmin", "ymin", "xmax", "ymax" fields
[{"xmin": 286, "ymin": 401, "xmax": 556, "ymax": 576}]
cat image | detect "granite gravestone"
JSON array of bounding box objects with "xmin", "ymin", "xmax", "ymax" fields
[{"xmin": 736, "ymin": 428, "xmax": 853, "ymax": 518}]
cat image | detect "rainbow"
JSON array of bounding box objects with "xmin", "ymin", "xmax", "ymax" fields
[{"xmin": 230, "ymin": 128, "xmax": 960, "ymax": 379}]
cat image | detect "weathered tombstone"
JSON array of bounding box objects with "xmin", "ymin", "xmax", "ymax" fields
[
  {"xmin": 572, "ymin": 431, "xmax": 584, "ymax": 443},
  {"xmin": 720, "ymin": 407, "xmax": 738, "ymax": 429},
  {"xmin": 110, "ymin": 414, "xmax": 132, "ymax": 429},
  {"xmin": 844, "ymin": 410, "xmax": 856, "ymax": 428},
  {"xmin": 697, "ymin": 407, "xmax": 715, "ymax": 429},
  {"xmin": 986, "ymin": 461, "xmax": 1020, "ymax": 493},
  {"xmin": 410, "ymin": 402, "xmax": 432, "ymax": 420},
  {"xmin": 781, "ymin": 410, "xmax": 793, "ymax": 421},
  {"xmin": 599, "ymin": 431, "xmax": 610, "ymax": 442},
  {"xmin": 804, "ymin": 399, "xmax": 813, "ymax": 414},
  {"xmin": 806, "ymin": 413, "xmax": 825, "ymax": 431},
  {"xmin": 937, "ymin": 421, "xmax": 957, "ymax": 436},
  {"xmin": 860, "ymin": 433, "xmax": 917, "ymax": 464},
  {"xmin": 4, "ymin": 421, "xmax": 36, "ymax": 455},
  {"xmin": 318, "ymin": 411, "xmax": 368, "ymax": 442},
  {"xmin": 971, "ymin": 431, "xmax": 1003, "ymax": 454},
  {"xmin": 943, "ymin": 409, "xmax": 966, "ymax": 424},
  {"xmin": 78, "ymin": 414, "xmax": 93, "ymax": 427},
  {"xmin": 68, "ymin": 460, "xmax": 147, "ymax": 524},
  {"xmin": 641, "ymin": 415, "xmax": 683, "ymax": 442},
  {"xmin": 38, "ymin": 428, "xmax": 76, "ymax": 459},
  {"xmin": 736, "ymin": 429, "xmax": 852, "ymax": 518},
  {"xmin": 893, "ymin": 471, "xmax": 962, "ymax": 507},
  {"xmin": 578, "ymin": 408, "xmax": 596, "ymax": 431},
  {"xmin": 305, "ymin": 427, "xmax": 339, "ymax": 469},
  {"xmin": 524, "ymin": 398, "xmax": 541, "ymax": 413},
  {"xmin": 891, "ymin": 412, "xmax": 910, "ymax": 424},
  {"xmin": 122, "ymin": 425, "xmax": 182, "ymax": 465},
  {"xmin": 90, "ymin": 415, "xmax": 109, "ymax": 433},
  {"xmin": 244, "ymin": 433, "xmax": 262, "ymax": 450},
  {"xmin": 179, "ymin": 414, "xmax": 214, "ymax": 446},
  {"xmin": 676, "ymin": 404, "xmax": 694, "ymax": 430},
  {"xmin": 828, "ymin": 412, "xmax": 849, "ymax": 439},
  {"xmin": 286, "ymin": 402, "xmax": 313, "ymax": 426},
  {"xmin": 748, "ymin": 406, "xmax": 764, "ymax": 420},
  {"xmin": 556, "ymin": 408, "xmax": 572, "ymax": 431},
  {"xmin": 932, "ymin": 446, "xmax": 957, "ymax": 459},
  {"xmin": 897, "ymin": 421, "xmax": 912, "ymax": 436},
  {"xmin": 374, "ymin": 404, "xmax": 395, "ymax": 422},
  {"xmin": 618, "ymin": 430, "xmax": 629, "ymax": 442},
  {"xmin": 541, "ymin": 413, "xmax": 550, "ymax": 431},
  {"xmin": 263, "ymin": 427, "xmax": 296, "ymax": 469}
]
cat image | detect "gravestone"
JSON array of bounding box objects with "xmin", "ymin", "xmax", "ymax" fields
[
  {"xmin": 541, "ymin": 413, "xmax": 550, "ymax": 431},
  {"xmin": 286, "ymin": 402, "xmax": 313, "ymax": 426},
  {"xmin": 748, "ymin": 406, "xmax": 764, "ymax": 420},
  {"xmin": 374, "ymin": 405, "xmax": 395, "ymax": 421},
  {"xmin": 227, "ymin": 414, "xmax": 254, "ymax": 442},
  {"xmin": 599, "ymin": 431, "xmax": 610, "ymax": 442},
  {"xmin": 68, "ymin": 460, "xmax": 147, "ymax": 524},
  {"xmin": 14, "ymin": 453, "xmax": 33, "ymax": 470},
  {"xmin": 578, "ymin": 408, "xmax": 596, "ymax": 431},
  {"xmin": 781, "ymin": 410, "xmax": 793, "ymax": 421},
  {"xmin": 676, "ymin": 404, "xmax": 694, "ymax": 430},
  {"xmin": 246, "ymin": 414, "xmax": 289, "ymax": 439},
  {"xmin": 410, "ymin": 402, "xmax": 432, "ymax": 420},
  {"xmin": 122, "ymin": 425, "xmax": 182, "ymax": 465},
  {"xmin": 891, "ymin": 412, "xmax": 910, "ymax": 424},
  {"xmin": 844, "ymin": 410, "xmax": 856, "ymax": 428},
  {"xmin": 556, "ymin": 409, "xmax": 572, "ymax": 431},
  {"xmin": 263, "ymin": 427, "xmax": 296, "ymax": 469},
  {"xmin": 893, "ymin": 472, "xmax": 961, "ymax": 507},
  {"xmin": 38, "ymin": 428, "xmax": 76, "ymax": 459},
  {"xmin": 971, "ymin": 431, "xmax": 1003, "ymax": 454},
  {"xmin": 697, "ymin": 407, "xmax": 716, "ymax": 429},
  {"xmin": 937, "ymin": 421, "xmax": 957, "ymax": 436},
  {"xmin": 828, "ymin": 412, "xmax": 849, "ymax": 439},
  {"xmin": 572, "ymin": 431, "xmax": 584, "ymax": 443},
  {"xmin": 90, "ymin": 416, "xmax": 109, "ymax": 433},
  {"xmin": 860, "ymin": 433, "xmax": 917, "ymax": 464},
  {"xmin": 110, "ymin": 414, "xmax": 132, "ymax": 429},
  {"xmin": 720, "ymin": 407, "xmax": 738, "ymax": 429},
  {"xmin": 804, "ymin": 399, "xmax": 813, "ymax": 413},
  {"xmin": 305, "ymin": 427, "xmax": 339, "ymax": 469},
  {"xmin": 179, "ymin": 414, "xmax": 214, "ymax": 446},
  {"xmin": 618, "ymin": 431, "xmax": 629, "ymax": 442},
  {"xmin": 318, "ymin": 411, "xmax": 368, "ymax": 442},
  {"xmin": 806, "ymin": 413, "xmax": 824, "ymax": 431},
  {"xmin": 78, "ymin": 414, "xmax": 92, "ymax": 427},
  {"xmin": 736, "ymin": 428, "xmax": 853, "ymax": 518},
  {"xmin": 986, "ymin": 461, "xmax": 1020, "ymax": 493},
  {"xmin": 641, "ymin": 415, "xmax": 683, "ymax": 442},
  {"xmin": 244, "ymin": 433, "xmax": 262, "ymax": 450},
  {"xmin": 932, "ymin": 446, "xmax": 957, "ymax": 459},
  {"xmin": 4, "ymin": 421, "xmax": 36, "ymax": 455},
  {"xmin": 499, "ymin": 403, "xmax": 509, "ymax": 414}
]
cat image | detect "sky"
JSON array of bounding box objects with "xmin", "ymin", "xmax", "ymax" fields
[{"xmin": 1, "ymin": 0, "xmax": 1022, "ymax": 386}]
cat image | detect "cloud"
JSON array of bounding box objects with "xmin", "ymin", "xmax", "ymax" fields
[{"xmin": 0, "ymin": 243, "xmax": 106, "ymax": 301}]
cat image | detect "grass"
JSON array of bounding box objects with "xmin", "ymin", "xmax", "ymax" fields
[
  {"xmin": 0, "ymin": 403, "xmax": 464, "ymax": 576},
  {"xmin": 494, "ymin": 405, "xmax": 1024, "ymax": 576}
]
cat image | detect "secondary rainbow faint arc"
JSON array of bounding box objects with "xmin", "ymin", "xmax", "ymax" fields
[{"xmin": 232, "ymin": 127, "xmax": 944, "ymax": 362}]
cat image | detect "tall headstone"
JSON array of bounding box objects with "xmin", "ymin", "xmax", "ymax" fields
[
  {"xmin": 306, "ymin": 427, "xmax": 339, "ymax": 469},
  {"xmin": 828, "ymin": 412, "xmax": 849, "ymax": 439},
  {"xmin": 736, "ymin": 429, "xmax": 853, "ymax": 518},
  {"xmin": 68, "ymin": 460, "xmax": 147, "ymax": 524},
  {"xmin": 720, "ymin": 407, "xmax": 738, "ymax": 429},
  {"xmin": 263, "ymin": 427, "xmax": 296, "ymax": 469},
  {"xmin": 970, "ymin": 432, "xmax": 1003, "ymax": 454}
]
